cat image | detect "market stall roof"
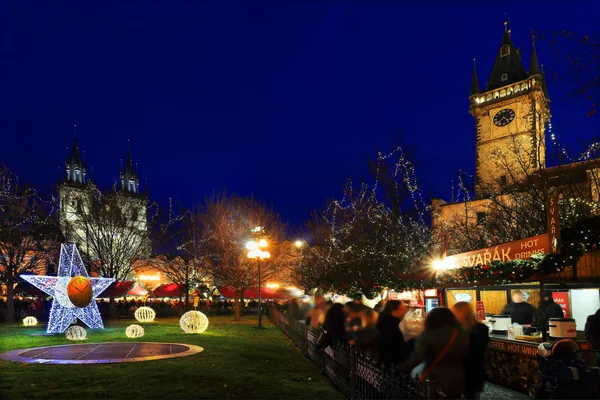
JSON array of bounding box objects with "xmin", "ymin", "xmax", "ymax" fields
[
  {"xmin": 153, "ymin": 283, "xmax": 198, "ymax": 298},
  {"xmin": 127, "ymin": 283, "xmax": 148, "ymax": 297},
  {"xmin": 216, "ymin": 286, "xmax": 290, "ymax": 299},
  {"xmin": 102, "ymin": 281, "xmax": 148, "ymax": 298}
]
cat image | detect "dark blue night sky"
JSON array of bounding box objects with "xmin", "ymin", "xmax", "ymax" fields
[{"xmin": 2, "ymin": 1, "xmax": 598, "ymax": 230}]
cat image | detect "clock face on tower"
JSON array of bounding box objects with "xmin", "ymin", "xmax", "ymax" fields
[{"xmin": 493, "ymin": 108, "xmax": 515, "ymax": 127}]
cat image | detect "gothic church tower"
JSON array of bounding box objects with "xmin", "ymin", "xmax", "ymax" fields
[
  {"xmin": 469, "ymin": 23, "xmax": 550, "ymax": 195},
  {"xmin": 58, "ymin": 126, "xmax": 89, "ymax": 239}
]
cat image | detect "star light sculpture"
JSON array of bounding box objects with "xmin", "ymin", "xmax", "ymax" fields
[{"xmin": 21, "ymin": 243, "xmax": 114, "ymax": 334}]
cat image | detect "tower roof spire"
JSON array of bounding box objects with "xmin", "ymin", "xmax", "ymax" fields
[
  {"xmin": 470, "ymin": 58, "xmax": 480, "ymax": 95},
  {"xmin": 529, "ymin": 33, "xmax": 541, "ymax": 75},
  {"xmin": 485, "ymin": 21, "xmax": 528, "ymax": 91},
  {"xmin": 118, "ymin": 140, "xmax": 142, "ymax": 196},
  {"xmin": 64, "ymin": 124, "xmax": 86, "ymax": 187},
  {"xmin": 529, "ymin": 32, "xmax": 549, "ymax": 98}
]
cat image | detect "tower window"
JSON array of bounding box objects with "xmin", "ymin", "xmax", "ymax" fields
[
  {"xmin": 476, "ymin": 212, "xmax": 487, "ymax": 225},
  {"xmin": 500, "ymin": 175, "xmax": 507, "ymax": 185},
  {"xmin": 501, "ymin": 45, "xmax": 510, "ymax": 57},
  {"xmin": 501, "ymin": 73, "xmax": 508, "ymax": 82}
]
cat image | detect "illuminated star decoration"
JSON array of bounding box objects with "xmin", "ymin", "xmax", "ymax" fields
[{"xmin": 21, "ymin": 243, "xmax": 114, "ymax": 334}]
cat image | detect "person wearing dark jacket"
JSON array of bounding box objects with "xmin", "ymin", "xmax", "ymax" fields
[
  {"xmin": 287, "ymin": 298, "xmax": 302, "ymax": 320},
  {"xmin": 321, "ymin": 303, "xmax": 346, "ymax": 349},
  {"xmin": 535, "ymin": 291, "xmax": 565, "ymax": 337},
  {"xmin": 502, "ymin": 291, "xmax": 535, "ymax": 325},
  {"xmin": 452, "ymin": 301, "xmax": 489, "ymax": 399},
  {"xmin": 585, "ymin": 308, "xmax": 600, "ymax": 367},
  {"xmin": 377, "ymin": 300, "xmax": 409, "ymax": 367}
]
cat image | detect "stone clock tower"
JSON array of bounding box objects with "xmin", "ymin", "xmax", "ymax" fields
[{"xmin": 469, "ymin": 24, "xmax": 550, "ymax": 195}]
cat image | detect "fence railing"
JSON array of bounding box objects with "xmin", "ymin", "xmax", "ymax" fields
[{"xmin": 269, "ymin": 306, "xmax": 437, "ymax": 399}]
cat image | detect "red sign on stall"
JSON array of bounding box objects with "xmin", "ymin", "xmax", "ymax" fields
[
  {"xmin": 552, "ymin": 292, "xmax": 570, "ymax": 317},
  {"xmin": 476, "ymin": 301, "xmax": 486, "ymax": 321}
]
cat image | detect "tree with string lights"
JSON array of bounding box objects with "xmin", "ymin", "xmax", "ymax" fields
[
  {"xmin": 436, "ymin": 124, "xmax": 600, "ymax": 258},
  {"xmin": 0, "ymin": 165, "xmax": 62, "ymax": 322},
  {"xmin": 148, "ymin": 201, "xmax": 207, "ymax": 306},
  {"xmin": 302, "ymin": 146, "xmax": 434, "ymax": 298},
  {"xmin": 190, "ymin": 194, "xmax": 286, "ymax": 321}
]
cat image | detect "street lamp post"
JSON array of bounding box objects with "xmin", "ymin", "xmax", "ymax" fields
[{"xmin": 247, "ymin": 236, "xmax": 270, "ymax": 328}]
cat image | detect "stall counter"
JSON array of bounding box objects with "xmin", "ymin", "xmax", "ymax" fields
[
  {"xmin": 485, "ymin": 335, "xmax": 540, "ymax": 393},
  {"xmin": 485, "ymin": 334, "xmax": 589, "ymax": 393}
]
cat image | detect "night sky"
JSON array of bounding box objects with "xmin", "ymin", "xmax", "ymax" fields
[{"xmin": 2, "ymin": 1, "xmax": 599, "ymax": 231}]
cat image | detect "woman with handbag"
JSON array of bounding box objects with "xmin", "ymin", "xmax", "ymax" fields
[{"xmin": 399, "ymin": 307, "xmax": 469, "ymax": 399}]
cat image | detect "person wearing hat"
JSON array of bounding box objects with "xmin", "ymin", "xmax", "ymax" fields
[{"xmin": 535, "ymin": 290, "xmax": 565, "ymax": 337}]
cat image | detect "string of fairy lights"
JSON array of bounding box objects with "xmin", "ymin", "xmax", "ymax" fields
[
  {"xmin": 306, "ymin": 114, "xmax": 599, "ymax": 297},
  {"xmin": 306, "ymin": 146, "xmax": 434, "ymax": 297}
]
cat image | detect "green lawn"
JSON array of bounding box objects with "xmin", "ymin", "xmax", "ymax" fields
[{"xmin": 0, "ymin": 316, "xmax": 339, "ymax": 399}]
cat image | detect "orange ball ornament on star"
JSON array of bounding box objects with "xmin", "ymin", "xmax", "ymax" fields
[{"xmin": 67, "ymin": 276, "xmax": 93, "ymax": 308}]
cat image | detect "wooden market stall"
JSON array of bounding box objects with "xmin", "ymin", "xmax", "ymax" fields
[{"xmin": 438, "ymin": 232, "xmax": 600, "ymax": 393}]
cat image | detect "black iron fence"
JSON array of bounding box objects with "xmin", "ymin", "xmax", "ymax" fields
[{"xmin": 269, "ymin": 306, "xmax": 437, "ymax": 399}]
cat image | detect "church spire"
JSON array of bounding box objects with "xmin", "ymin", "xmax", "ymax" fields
[
  {"xmin": 529, "ymin": 34, "xmax": 541, "ymax": 76},
  {"xmin": 119, "ymin": 141, "xmax": 142, "ymax": 196},
  {"xmin": 485, "ymin": 21, "xmax": 528, "ymax": 91},
  {"xmin": 64, "ymin": 125, "xmax": 86, "ymax": 187},
  {"xmin": 470, "ymin": 58, "xmax": 480, "ymax": 95},
  {"xmin": 529, "ymin": 34, "xmax": 548, "ymax": 98}
]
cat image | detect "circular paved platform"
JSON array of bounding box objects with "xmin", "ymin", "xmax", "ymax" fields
[{"xmin": 0, "ymin": 342, "xmax": 203, "ymax": 364}]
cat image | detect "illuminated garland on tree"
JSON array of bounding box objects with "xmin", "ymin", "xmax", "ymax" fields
[
  {"xmin": 305, "ymin": 127, "xmax": 599, "ymax": 298},
  {"xmin": 309, "ymin": 146, "xmax": 434, "ymax": 299},
  {"xmin": 313, "ymin": 216, "xmax": 599, "ymax": 296}
]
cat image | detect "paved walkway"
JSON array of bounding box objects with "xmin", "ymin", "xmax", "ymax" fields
[
  {"xmin": 0, "ymin": 342, "xmax": 203, "ymax": 364},
  {"xmin": 481, "ymin": 382, "xmax": 529, "ymax": 399}
]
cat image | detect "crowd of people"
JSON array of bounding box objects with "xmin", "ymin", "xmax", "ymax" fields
[
  {"xmin": 278, "ymin": 293, "xmax": 600, "ymax": 399},
  {"xmin": 277, "ymin": 294, "xmax": 488, "ymax": 399}
]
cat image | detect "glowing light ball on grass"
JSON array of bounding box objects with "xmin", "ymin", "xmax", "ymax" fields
[
  {"xmin": 22, "ymin": 316, "xmax": 38, "ymax": 326},
  {"xmin": 67, "ymin": 275, "xmax": 93, "ymax": 308},
  {"xmin": 65, "ymin": 325, "xmax": 87, "ymax": 341},
  {"xmin": 126, "ymin": 324, "xmax": 145, "ymax": 338},
  {"xmin": 180, "ymin": 311, "xmax": 209, "ymax": 334},
  {"xmin": 134, "ymin": 306, "xmax": 156, "ymax": 322}
]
